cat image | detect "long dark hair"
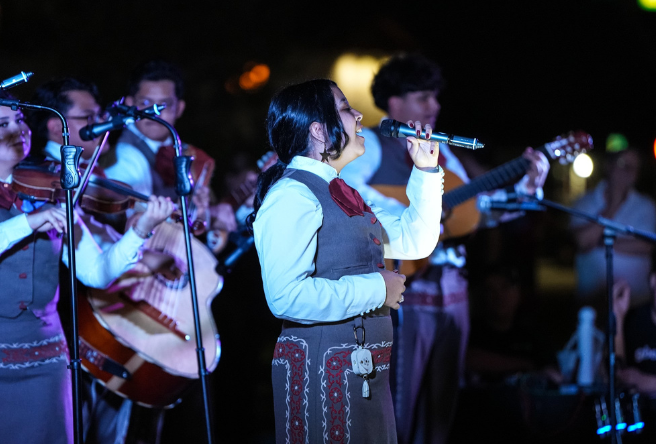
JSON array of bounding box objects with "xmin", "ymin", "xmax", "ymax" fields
[{"xmin": 246, "ymin": 79, "xmax": 348, "ymax": 231}]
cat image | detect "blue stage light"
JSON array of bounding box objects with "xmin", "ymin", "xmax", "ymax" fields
[
  {"xmin": 597, "ymin": 425, "xmax": 611, "ymax": 435},
  {"xmin": 627, "ymin": 422, "xmax": 645, "ymax": 432}
]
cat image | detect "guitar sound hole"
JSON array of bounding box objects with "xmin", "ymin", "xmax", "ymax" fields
[{"xmin": 155, "ymin": 272, "xmax": 189, "ymax": 290}]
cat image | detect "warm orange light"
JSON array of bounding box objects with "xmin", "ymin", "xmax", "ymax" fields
[
  {"xmin": 238, "ymin": 63, "xmax": 270, "ymax": 91},
  {"xmin": 653, "ymin": 138, "xmax": 656, "ymax": 159},
  {"xmin": 239, "ymin": 72, "xmax": 255, "ymax": 90},
  {"xmin": 249, "ymin": 64, "xmax": 270, "ymax": 83}
]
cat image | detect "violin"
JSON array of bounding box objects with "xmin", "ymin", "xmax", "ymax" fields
[
  {"xmin": 11, "ymin": 161, "xmax": 207, "ymax": 235},
  {"xmin": 12, "ymin": 161, "xmax": 146, "ymax": 214}
]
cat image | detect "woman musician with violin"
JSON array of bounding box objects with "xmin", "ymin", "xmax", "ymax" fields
[{"xmin": 0, "ymin": 91, "xmax": 174, "ymax": 444}]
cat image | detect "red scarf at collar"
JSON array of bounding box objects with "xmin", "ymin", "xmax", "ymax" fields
[{"xmin": 328, "ymin": 178, "xmax": 372, "ymax": 217}]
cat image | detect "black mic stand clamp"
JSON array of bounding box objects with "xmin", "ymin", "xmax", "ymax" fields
[
  {"xmin": 174, "ymin": 155, "xmax": 194, "ymax": 197},
  {"xmin": 112, "ymin": 103, "xmax": 215, "ymax": 444}
]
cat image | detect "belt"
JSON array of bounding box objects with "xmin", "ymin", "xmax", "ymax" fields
[{"xmin": 402, "ymin": 290, "xmax": 468, "ymax": 307}]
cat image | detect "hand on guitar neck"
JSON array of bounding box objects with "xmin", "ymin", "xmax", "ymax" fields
[
  {"xmin": 372, "ymin": 130, "xmax": 593, "ymax": 276},
  {"xmin": 207, "ymin": 152, "xmax": 278, "ymax": 254},
  {"xmin": 518, "ymin": 146, "xmax": 550, "ymax": 196}
]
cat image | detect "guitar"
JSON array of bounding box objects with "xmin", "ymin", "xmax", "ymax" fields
[
  {"xmin": 208, "ymin": 151, "xmax": 279, "ymax": 254},
  {"xmin": 79, "ymin": 152, "xmax": 222, "ymax": 408},
  {"xmin": 372, "ymin": 130, "xmax": 593, "ymax": 276},
  {"xmin": 78, "ymin": 152, "xmax": 281, "ymax": 407},
  {"xmin": 80, "ymin": 225, "xmax": 222, "ymax": 407}
]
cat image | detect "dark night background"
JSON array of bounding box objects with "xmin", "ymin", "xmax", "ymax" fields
[{"xmin": 3, "ymin": 0, "xmax": 656, "ymax": 442}]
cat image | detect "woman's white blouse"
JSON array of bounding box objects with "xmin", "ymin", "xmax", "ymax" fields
[{"xmin": 253, "ymin": 156, "xmax": 443, "ymax": 324}]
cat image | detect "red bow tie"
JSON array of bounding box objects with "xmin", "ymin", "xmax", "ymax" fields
[
  {"xmin": 0, "ymin": 183, "xmax": 17, "ymax": 210},
  {"xmin": 329, "ymin": 178, "xmax": 372, "ymax": 217},
  {"xmin": 155, "ymin": 145, "xmax": 176, "ymax": 186}
]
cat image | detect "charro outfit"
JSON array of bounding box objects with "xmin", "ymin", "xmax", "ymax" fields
[
  {"xmin": 253, "ymin": 156, "xmax": 442, "ymax": 444},
  {"xmin": 0, "ymin": 175, "xmax": 146, "ymax": 444}
]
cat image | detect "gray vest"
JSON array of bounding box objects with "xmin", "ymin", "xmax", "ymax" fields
[
  {"xmin": 0, "ymin": 204, "xmax": 61, "ymax": 319},
  {"xmin": 285, "ymin": 169, "xmax": 389, "ymax": 317},
  {"xmin": 368, "ymin": 126, "xmax": 413, "ymax": 186}
]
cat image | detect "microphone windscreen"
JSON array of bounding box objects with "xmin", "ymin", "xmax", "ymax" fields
[
  {"xmin": 379, "ymin": 119, "xmax": 396, "ymax": 138},
  {"xmin": 79, "ymin": 126, "xmax": 95, "ymax": 141}
]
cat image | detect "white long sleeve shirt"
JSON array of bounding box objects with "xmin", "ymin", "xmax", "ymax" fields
[
  {"xmin": 341, "ymin": 126, "xmax": 544, "ymax": 268},
  {"xmin": 0, "ymin": 208, "xmax": 145, "ymax": 289},
  {"xmin": 0, "ymin": 145, "xmax": 147, "ymax": 289},
  {"xmin": 253, "ymin": 155, "xmax": 442, "ymax": 324},
  {"xmin": 102, "ymin": 124, "xmax": 170, "ymax": 196}
]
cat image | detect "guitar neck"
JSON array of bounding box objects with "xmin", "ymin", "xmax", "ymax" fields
[
  {"xmin": 443, "ymin": 145, "xmax": 548, "ymax": 209},
  {"xmin": 221, "ymin": 180, "xmax": 256, "ymax": 210}
]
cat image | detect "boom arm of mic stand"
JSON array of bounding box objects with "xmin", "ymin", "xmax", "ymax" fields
[{"xmin": 521, "ymin": 193, "xmax": 656, "ymax": 244}]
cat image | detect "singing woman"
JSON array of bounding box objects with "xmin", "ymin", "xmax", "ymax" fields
[{"xmin": 249, "ymin": 79, "xmax": 444, "ymax": 443}]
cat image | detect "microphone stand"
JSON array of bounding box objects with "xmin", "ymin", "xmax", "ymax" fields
[
  {"xmin": 0, "ymin": 97, "xmax": 85, "ymax": 444},
  {"xmin": 515, "ymin": 194, "xmax": 656, "ymax": 443},
  {"xmin": 112, "ymin": 103, "xmax": 216, "ymax": 444}
]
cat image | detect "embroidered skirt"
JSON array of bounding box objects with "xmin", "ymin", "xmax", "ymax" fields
[
  {"xmin": 0, "ymin": 312, "xmax": 72, "ymax": 444},
  {"xmin": 272, "ymin": 314, "xmax": 396, "ymax": 444}
]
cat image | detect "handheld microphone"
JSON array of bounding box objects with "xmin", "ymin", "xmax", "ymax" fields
[
  {"xmin": 379, "ymin": 119, "xmax": 484, "ymax": 150},
  {"xmin": 0, "ymin": 72, "xmax": 33, "ymax": 90},
  {"xmin": 79, "ymin": 115, "xmax": 135, "ymax": 141}
]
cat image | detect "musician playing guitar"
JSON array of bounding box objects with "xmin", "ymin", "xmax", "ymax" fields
[
  {"xmin": 96, "ymin": 61, "xmax": 232, "ymax": 444},
  {"xmin": 27, "ymin": 77, "xmax": 179, "ymax": 444},
  {"xmin": 340, "ymin": 54, "xmax": 550, "ymax": 444},
  {"xmin": 101, "ymin": 59, "xmax": 237, "ymax": 246}
]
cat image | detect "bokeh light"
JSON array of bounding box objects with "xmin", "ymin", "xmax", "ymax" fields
[
  {"xmin": 606, "ymin": 133, "xmax": 628, "ymax": 153},
  {"xmin": 227, "ymin": 62, "xmax": 270, "ymax": 94},
  {"xmin": 331, "ymin": 53, "xmax": 388, "ymax": 127},
  {"xmin": 572, "ymin": 153, "xmax": 594, "ymax": 178},
  {"xmin": 638, "ymin": 0, "xmax": 656, "ymax": 11}
]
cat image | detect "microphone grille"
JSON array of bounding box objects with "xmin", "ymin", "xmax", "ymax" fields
[
  {"xmin": 79, "ymin": 126, "xmax": 94, "ymax": 141},
  {"xmin": 379, "ymin": 119, "xmax": 395, "ymax": 137}
]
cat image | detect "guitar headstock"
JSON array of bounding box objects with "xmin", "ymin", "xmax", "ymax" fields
[
  {"xmin": 542, "ymin": 130, "xmax": 594, "ymax": 164},
  {"xmin": 256, "ymin": 151, "xmax": 279, "ymax": 173}
]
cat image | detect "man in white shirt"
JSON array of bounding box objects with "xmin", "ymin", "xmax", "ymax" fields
[
  {"xmin": 101, "ymin": 60, "xmax": 236, "ymax": 252},
  {"xmin": 28, "ymin": 77, "xmax": 173, "ymax": 444},
  {"xmin": 341, "ymin": 54, "xmax": 550, "ymax": 444}
]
